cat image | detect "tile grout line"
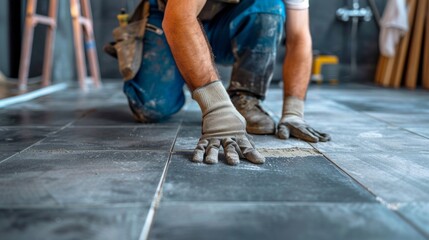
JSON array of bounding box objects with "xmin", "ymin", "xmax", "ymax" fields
[
  {"xmin": 358, "ymin": 111, "xmax": 429, "ymax": 140},
  {"xmin": 0, "ymin": 120, "xmax": 77, "ymax": 165},
  {"xmin": 138, "ymin": 122, "xmax": 182, "ymax": 240},
  {"xmin": 394, "ymin": 210, "xmax": 429, "ymax": 239},
  {"xmin": 315, "ymin": 147, "xmax": 429, "ymax": 239},
  {"xmin": 0, "ymin": 109, "xmax": 92, "ymax": 165}
]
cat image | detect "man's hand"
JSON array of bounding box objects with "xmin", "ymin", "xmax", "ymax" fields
[
  {"xmin": 277, "ymin": 96, "xmax": 331, "ymax": 143},
  {"xmin": 277, "ymin": 115, "xmax": 330, "ymax": 142},
  {"xmin": 192, "ymin": 81, "xmax": 265, "ymax": 165}
]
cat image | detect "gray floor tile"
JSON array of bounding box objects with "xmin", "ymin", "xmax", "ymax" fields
[
  {"xmin": 398, "ymin": 202, "xmax": 429, "ymax": 237},
  {"xmin": 149, "ymin": 202, "xmax": 425, "ymax": 240},
  {"xmin": 336, "ymin": 99, "xmax": 429, "ymax": 114},
  {"xmin": 406, "ymin": 127, "xmax": 429, "ymax": 139},
  {"xmin": 251, "ymin": 134, "xmax": 313, "ymax": 149},
  {"xmin": 364, "ymin": 112, "xmax": 429, "ymax": 127},
  {"xmin": 0, "ymin": 109, "xmax": 83, "ymax": 126},
  {"xmin": 33, "ymin": 127, "xmax": 178, "ymax": 151},
  {"xmin": 74, "ymin": 106, "xmax": 182, "ymax": 127},
  {"xmin": 0, "ymin": 128, "xmax": 55, "ymax": 152},
  {"xmin": 178, "ymin": 110, "xmax": 202, "ymax": 127},
  {"xmin": 173, "ymin": 126, "xmax": 201, "ymax": 151},
  {"xmin": 305, "ymin": 112, "xmax": 389, "ymax": 129},
  {"xmin": 0, "ymin": 150, "xmax": 168, "ymax": 207},
  {"xmin": 0, "ymin": 152, "xmax": 16, "ymax": 161},
  {"xmin": 324, "ymin": 152, "xmax": 429, "ymax": 202},
  {"xmin": 311, "ymin": 126, "xmax": 429, "ymax": 154},
  {"xmin": 0, "ymin": 206, "xmax": 147, "ymax": 240},
  {"xmin": 161, "ymin": 152, "xmax": 374, "ymax": 202}
]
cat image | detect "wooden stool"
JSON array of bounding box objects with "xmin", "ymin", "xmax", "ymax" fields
[{"xmin": 19, "ymin": 0, "xmax": 102, "ymax": 92}]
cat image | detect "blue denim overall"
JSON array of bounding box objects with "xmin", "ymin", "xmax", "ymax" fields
[{"xmin": 123, "ymin": 0, "xmax": 285, "ymax": 122}]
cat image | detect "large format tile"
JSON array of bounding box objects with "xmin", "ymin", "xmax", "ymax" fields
[
  {"xmin": 0, "ymin": 207, "xmax": 147, "ymax": 240},
  {"xmin": 173, "ymin": 126, "xmax": 201, "ymax": 151},
  {"xmin": 363, "ymin": 112, "xmax": 429, "ymax": 127},
  {"xmin": 398, "ymin": 202, "xmax": 429, "ymax": 237},
  {"xmin": 32, "ymin": 127, "xmax": 178, "ymax": 151},
  {"xmin": 0, "ymin": 109, "xmax": 84, "ymax": 126},
  {"xmin": 304, "ymin": 111, "xmax": 389, "ymax": 129},
  {"xmin": 324, "ymin": 152, "xmax": 429, "ymax": 202},
  {"xmin": 74, "ymin": 106, "xmax": 182, "ymax": 127},
  {"xmin": 311, "ymin": 126, "xmax": 429, "ymax": 154},
  {"xmin": 0, "ymin": 150, "xmax": 168, "ymax": 207},
  {"xmin": 161, "ymin": 152, "xmax": 374, "ymax": 202},
  {"xmin": 336, "ymin": 99, "xmax": 429, "ymax": 114},
  {"xmin": 405, "ymin": 127, "xmax": 429, "ymax": 139},
  {"xmin": 0, "ymin": 128, "xmax": 56, "ymax": 152},
  {"xmin": 149, "ymin": 202, "xmax": 425, "ymax": 240},
  {"xmin": 0, "ymin": 152, "xmax": 15, "ymax": 161}
]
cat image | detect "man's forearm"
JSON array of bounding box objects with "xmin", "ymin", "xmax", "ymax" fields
[
  {"xmin": 162, "ymin": 0, "xmax": 218, "ymax": 91},
  {"xmin": 282, "ymin": 9, "xmax": 312, "ymax": 100},
  {"xmin": 282, "ymin": 42, "xmax": 312, "ymax": 100}
]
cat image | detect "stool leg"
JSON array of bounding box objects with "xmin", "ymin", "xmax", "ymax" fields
[
  {"xmin": 81, "ymin": 0, "xmax": 101, "ymax": 88},
  {"xmin": 41, "ymin": 0, "xmax": 58, "ymax": 87},
  {"xmin": 18, "ymin": 0, "xmax": 38, "ymax": 91},
  {"xmin": 70, "ymin": 0, "xmax": 88, "ymax": 91}
]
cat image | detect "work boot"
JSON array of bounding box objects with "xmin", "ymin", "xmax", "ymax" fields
[{"xmin": 231, "ymin": 93, "xmax": 275, "ymax": 135}]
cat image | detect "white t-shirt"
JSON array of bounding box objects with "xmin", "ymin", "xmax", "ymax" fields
[{"xmin": 284, "ymin": 0, "xmax": 309, "ymax": 10}]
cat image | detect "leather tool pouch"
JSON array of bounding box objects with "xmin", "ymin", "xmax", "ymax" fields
[{"xmin": 104, "ymin": 0, "xmax": 151, "ymax": 81}]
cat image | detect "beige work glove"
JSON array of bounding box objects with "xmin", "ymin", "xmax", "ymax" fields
[
  {"xmin": 192, "ymin": 81, "xmax": 265, "ymax": 165},
  {"xmin": 277, "ymin": 96, "xmax": 331, "ymax": 142}
]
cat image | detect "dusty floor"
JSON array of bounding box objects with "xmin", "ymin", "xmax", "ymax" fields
[{"xmin": 0, "ymin": 81, "xmax": 428, "ymax": 240}]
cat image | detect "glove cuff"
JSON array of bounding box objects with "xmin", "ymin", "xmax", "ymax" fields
[
  {"xmin": 192, "ymin": 81, "xmax": 232, "ymax": 115},
  {"xmin": 282, "ymin": 96, "xmax": 304, "ymax": 118}
]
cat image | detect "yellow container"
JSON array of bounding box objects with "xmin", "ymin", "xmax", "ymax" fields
[
  {"xmin": 117, "ymin": 8, "xmax": 129, "ymax": 27},
  {"xmin": 312, "ymin": 55, "xmax": 339, "ymax": 84}
]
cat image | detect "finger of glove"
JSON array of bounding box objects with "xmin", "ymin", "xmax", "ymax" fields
[
  {"xmin": 314, "ymin": 130, "xmax": 331, "ymax": 142},
  {"xmin": 222, "ymin": 138, "xmax": 241, "ymax": 165},
  {"xmin": 277, "ymin": 124, "xmax": 290, "ymax": 139},
  {"xmin": 192, "ymin": 139, "xmax": 208, "ymax": 163},
  {"xmin": 205, "ymin": 138, "xmax": 221, "ymax": 164},
  {"xmin": 308, "ymin": 128, "xmax": 331, "ymax": 142},
  {"xmin": 289, "ymin": 125, "xmax": 319, "ymax": 143},
  {"xmin": 237, "ymin": 138, "xmax": 265, "ymax": 164},
  {"xmin": 245, "ymin": 133, "xmax": 257, "ymax": 149}
]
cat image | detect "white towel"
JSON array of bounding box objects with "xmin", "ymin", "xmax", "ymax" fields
[
  {"xmin": 379, "ymin": 0, "xmax": 409, "ymax": 57},
  {"xmin": 0, "ymin": 71, "xmax": 6, "ymax": 83}
]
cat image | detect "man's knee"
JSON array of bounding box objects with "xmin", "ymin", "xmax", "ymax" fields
[{"xmin": 124, "ymin": 82, "xmax": 185, "ymax": 123}]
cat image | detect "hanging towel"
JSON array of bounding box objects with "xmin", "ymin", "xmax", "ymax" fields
[
  {"xmin": 0, "ymin": 71, "xmax": 6, "ymax": 83},
  {"xmin": 379, "ymin": 0, "xmax": 408, "ymax": 57}
]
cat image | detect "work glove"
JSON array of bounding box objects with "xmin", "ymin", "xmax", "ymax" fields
[
  {"xmin": 192, "ymin": 81, "xmax": 265, "ymax": 165},
  {"xmin": 277, "ymin": 96, "xmax": 331, "ymax": 143}
]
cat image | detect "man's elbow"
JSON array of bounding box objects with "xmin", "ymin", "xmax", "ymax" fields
[{"xmin": 162, "ymin": 10, "xmax": 195, "ymax": 35}]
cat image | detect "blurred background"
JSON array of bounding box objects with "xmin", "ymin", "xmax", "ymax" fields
[{"xmin": 0, "ymin": 0, "xmax": 387, "ymax": 86}]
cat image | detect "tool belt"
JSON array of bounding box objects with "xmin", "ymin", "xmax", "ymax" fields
[
  {"xmin": 104, "ymin": 0, "xmax": 151, "ymax": 81},
  {"xmin": 104, "ymin": 0, "xmax": 240, "ymax": 80}
]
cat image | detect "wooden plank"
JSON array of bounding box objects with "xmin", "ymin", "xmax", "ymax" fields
[
  {"xmin": 423, "ymin": 0, "xmax": 429, "ymax": 89},
  {"xmin": 405, "ymin": 0, "xmax": 428, "ymax": 89},
  {"xmin": 392, "ymin": 0, "xmax": 418, "ymax": 88},
  {"xmin": 381, "ymin": 56, "xmax": 395, "ymax": 87},
  {"xmin": 375, "ymin": 55, "xmax": 385, "ymax": 85}
]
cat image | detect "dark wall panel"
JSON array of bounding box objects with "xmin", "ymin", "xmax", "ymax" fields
[{"xmin": 3, "ymin": 0, "xmax": 387, "ymax": 82}]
